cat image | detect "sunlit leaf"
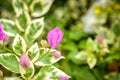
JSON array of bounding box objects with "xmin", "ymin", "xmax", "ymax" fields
[
  {"xmin": 86, "ymin": 38, "xmax": 95, "ymax": 51},
  {"xmin": 87, "ymin": 55, "xmax": 97, "ymax": 69}
]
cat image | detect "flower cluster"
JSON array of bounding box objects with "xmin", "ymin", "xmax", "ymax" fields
[
  {"xmin": 19, "ymin": 27, "xmax": 64, "ymax": 66},
  {"xmin": 18, "ymin": 26, "xmax": 69, "ymax": 79}
]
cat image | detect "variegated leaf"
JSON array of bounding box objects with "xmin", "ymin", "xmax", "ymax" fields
[
  {"xmin": 15, "ymin": 11, "xmax": 31, "ymax": 32},
  {"xmin": 0, "ymin": 53, "xmax": 19, "ymax": 73},
  {"xmin": 35, "ymin": 48, "xmax": 64, "ymax": 66},
  {"xmin": 25, "ymin": 18, "xmax": 44, "ymax": 42},
  {"xmin": 12, "ymin": 0, "xmax": 28, "ymax": 14},
  {"xmin": 33, "ymin": 65, "xmax": 70, "ymax": 80},
  {"xmin": 87, "ymin": 54, "xmax": 97, "ymax": 69},
  {"xmin": 19, "ymin": 60, "xmax": 35, "ymax": 79},
  {"xmin": 26, "ymin": 43, "xmax": 40, "ymax": 63},
  {"xmin": 12, "ymin": 34, "xmax": 26, "ymax": 55},
  {"xmin": 30, "ymin": 0, "xmax": 54, "ymax": 17},
  {"xmin": 0, "ymin": 19, "xmax": 18, "ymax": 36}
]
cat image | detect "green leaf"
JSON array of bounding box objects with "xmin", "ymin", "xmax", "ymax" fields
[
  {"xmin": 15, "ymin": 11, "xmax": 31, "ymax": 32},
  {"xmin": 0, "ymin": 19, "xmax": 18, "ymax": 36},
  {"xmin": 0, "ymin": 53, "xmax": 19, "ymax": 73},
  {"xmin": 105, "ymin": 52, "xmax": 120, "ymax": 62},
  {"xmin": 19, "ymin": 60, "xmax": 35, "ymax": 79},
  {"xmin": 26, "ymin": 43, "xmax": 40, "ymax": 63},
  {"xmin": 30, "ymin": 0, "xmax": 54, "ymax": 17},
  {"xmin": 112, "ymin": 22, "xmax": 120, "ymax": 36},
  {"xmin": 86, "ymin": 38, "xmax": 95, "ymax": 51},
  {"xmin": 63, "ymin": 41, "xmax": 78, "ymax": 52},
  {"xmin": 68, "ymin": 51, "xmax": 88, "ymax": 65},
  {"xmin": 69, "ymin": 29, "xmax": 88, "ymax": 41},
  {"xmin": 25, "ymin": 18, "xmax": 44, "ymax": 42},
  {"xmin": 87, "ymin": 54, "xmax": 97, "ymax": 69},
  {"xmin": 33, "ymin": 65, "xmax": 70, "ymax": 80},
  {"xmin": 74, "ymin": 66, "xmax": 96, "ymax": 80},
  {"xmin": 35, "ymin": 48, "xmax": 64, "ymax": 66},
  {"xmin": 12, "ymin": 0, "xmax": 28, "ymax": 14},
  {"xmin": 12, "ymin": 34, "xmax": 26, "ymax": 55}
]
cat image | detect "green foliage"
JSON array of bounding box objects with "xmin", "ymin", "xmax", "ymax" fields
[
  {"xmin": 0, "ymin": 0, "xmax": 120, "ymax": 80},
  {"xmin": 0, "ymin": 0, "xmax": 69, "ymax": 80},
  {"xmin": 43, "ymin": 0, "xmax": 120, "ymax": 80}
]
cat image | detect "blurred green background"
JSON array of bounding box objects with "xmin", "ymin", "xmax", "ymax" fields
[{"xmin": 0, "ymin": 0, "xmax": 120, "ymax": 80}]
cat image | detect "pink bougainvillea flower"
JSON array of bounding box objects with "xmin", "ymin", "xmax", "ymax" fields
[
  {"xmin": 59, "ymin": 77, "xmax": 69, "ymax": 80},
  {"xmin": 47, "ymin": 27, "xmax": 64, "ymax": 49},
  {"xmin": 0, "ymin": 24, "xmax": 4, "ymax": 40},
  {"xmin": 19, "ymin": 53, "xmax": 31, "ymax": 68},
  {"xmin": 98, "ymin": 35, "xmax": 104, "ymax": 43},
  {"xmin": 0, "ymin": 24, "xmax": 9, "ymax": 42},
  {"xmin": 2, "ymin": 34, "xmax": 9, "ymax": 42},
  {"xmin": 53, "ymin": 51, "xmax": 61, "ymax": 58}
]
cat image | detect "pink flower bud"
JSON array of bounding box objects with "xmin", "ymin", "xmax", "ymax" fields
[
  {"xmin": 97, "ymin": 35, "xmax": 104, "ymax": 43},
  {"xmin": 0, "ymin": 24, "xmax": 4, "ymax": 40},
  {"xmin": 59, "ymin": 77, "xmax": 69, "ymax": 80},
  {"xmin": 47, "ymin": 27, "xmax": 64, "ymax": 49},
  {"xmin": 40, "ymin": 39, "xmax": 48, "ymax": 47},
  {"xmin": 19, "ymin": 53, "xmax": 31, "ymax": 68},
  {"xmin": 2, "ymin": 34, "xmax": 9, "ymax": 42},
  {"xmin": 53, "ymin": 51, "xmax": 61, "ymax": 58}
]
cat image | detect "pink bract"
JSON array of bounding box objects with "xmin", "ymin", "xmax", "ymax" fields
[
  {"xmin": 2, "ymin": 34, "xmax": 9, "ymax": 42},
  {"xmin": 53, "ymin": 51, "xmax": 61, "ymax": 58},
  {"xmin": 59, "ymin": 77, "xmax": 69, "ymax": 80},
  {"xmin": 47, "ymin": 27, "xmax": 64, "ymax": 49},
  {"xmin": 0, "ymin": 24, "xmax": 4, "ymax": 40},
  {"xmin": 98, "ymin": 35, "xmax": 104, "ymax": 43},
  {"xmin": 19, "ymin": 53, "xmax": 31, "ymax": 68}
]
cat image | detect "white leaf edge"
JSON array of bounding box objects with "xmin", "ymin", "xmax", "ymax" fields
[
  {"xmin": 26, "ymin": 42, "xmax": 40, "ymax": 63},
  {"xmin": 30, "ymin": 0, "xmax": 54, "ymax": 17},
  {"xmin": 15, "ymin": 11, "xmax": 31, "ymax": 32},
  {"xmin": 25, "ymin": 17, "xmax": 44, "ymax": 40}
]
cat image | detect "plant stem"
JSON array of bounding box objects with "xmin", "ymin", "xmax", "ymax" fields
[{"xmin": 3, "ymin": 47, "xmax": 13, "ymax": 53}]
